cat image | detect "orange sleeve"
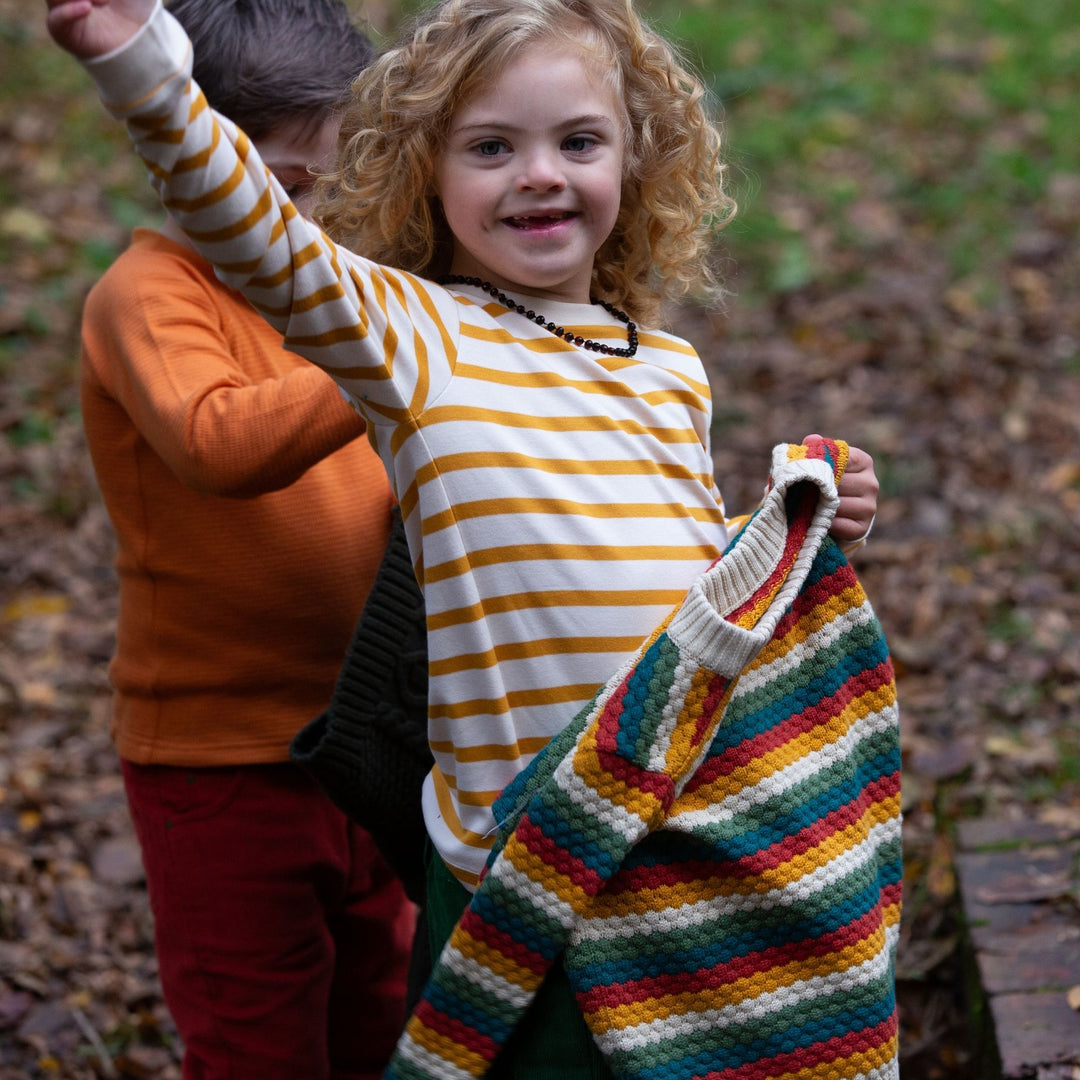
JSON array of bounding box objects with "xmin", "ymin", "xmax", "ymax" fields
[{"xmin": 80, "ymin": 231, "xmax": 369, "ymax": 498}]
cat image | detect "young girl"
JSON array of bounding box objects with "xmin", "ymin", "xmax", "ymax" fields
[{"xmin": 45, "ymin": 0, "xmax": 885, "ymax": 1074}]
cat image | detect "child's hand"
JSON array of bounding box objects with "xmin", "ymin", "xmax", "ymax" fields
[
  {"xmin": 45, "ymin": 0, "xmax": 154, "ymax": 59},
  {"xmin": 807, "ymin": 436, "xmax": 879, "ymax": 544}
]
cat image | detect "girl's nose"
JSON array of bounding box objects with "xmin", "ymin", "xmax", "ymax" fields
[{"xmin": 515, "ymin": 150, "xmax": 566, "ymax": 192}]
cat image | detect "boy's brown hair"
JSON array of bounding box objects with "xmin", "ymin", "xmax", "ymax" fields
[{"xmin": 165, "ymin": 0, "xmax": 375, "ymax": 139}]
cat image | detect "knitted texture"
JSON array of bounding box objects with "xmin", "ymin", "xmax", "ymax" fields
[{"xmin": 385, "ymin": 438, "xmax": 902, "ymax": 1080}]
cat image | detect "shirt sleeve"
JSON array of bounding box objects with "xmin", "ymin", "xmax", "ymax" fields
[
  {"xmin": 81, "ymin": 245, "xmax": 370, "ymax": 497},
  {"xmin": 82, "ymin": 1, "xmax": 460, "ymax": 423}
]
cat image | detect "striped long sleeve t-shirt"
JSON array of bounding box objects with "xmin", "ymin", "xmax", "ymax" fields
[{"xmin": 85, "ymin": 4, "xmax": 732, "ymax": 885}]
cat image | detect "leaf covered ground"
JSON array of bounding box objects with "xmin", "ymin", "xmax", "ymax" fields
[{"xmin": 2, "ymin": 2, "xmax": 1079, "ymax": 1077}]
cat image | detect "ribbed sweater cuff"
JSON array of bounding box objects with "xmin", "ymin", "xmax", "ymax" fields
[{"xmin": 668, "ymin": 447, "xmax": 839, "ymax": 670}]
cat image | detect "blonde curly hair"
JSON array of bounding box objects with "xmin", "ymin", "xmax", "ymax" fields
[{"xmin": 314, "ymin": 0, "xmax": 735, "ymax": 327}]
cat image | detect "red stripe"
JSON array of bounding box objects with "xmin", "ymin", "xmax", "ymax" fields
[
  {"xmin": 576, "ymin": 902, "xmax": 891, "ymax": 1012},
  {"xmin": 456, "ymin": 907, "xmax": 550, "ymax": 976},
  {"xmin": 688, "ymin": 660, "xmax": 895, "ymax": 789},
  {"xmin": 590, "ymin": 680, "xmax": 675, "ymax": 804},
  {"xmin": 880, "ymin": 880, "xmax": 903, "ymax": 909},
  {"xmin": 691, "ymin": 673, "xmax": 734, "ymax": 752},
  {"xmin": 727, "ymin": 490, "xmax": 813, "ymax": 624},
  {"xmin": 720, "ymin": 772, "xmax": 901, "ymax": 879},
  {"xmin": 593, "ymin": 746, "xmax": 675, "ymax": 805},
  {"xmin": 587, "ymin": 681, "xmax": 676, "ymax": 806},
  {"xmin": 700, "ymin": 1014, "xmax": 898, "ymax": 1080},
  {"xmin": 606, "ymin": 770, "xmax": 900, "ymax": 894},
  {"xmin": 765, "ymin": 561, "xmax": 859, "ymax": 643},
  {"xmin": 513, "ymin": 813, "xmax": 605, "ymax": 895},
  {"xmin": 410, "ymin": 1000, "xmax": 499, "ymax": 1061}
]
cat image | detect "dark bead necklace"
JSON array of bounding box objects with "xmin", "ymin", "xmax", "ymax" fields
[{"xmin": 438, "ymin": 274, "xmax": 638, "ymax": 359}]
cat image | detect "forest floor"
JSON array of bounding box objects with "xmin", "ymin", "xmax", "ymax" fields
[{"xmin": 2, "ymin": 2, "xmax": 1079, "ymax": 1077}]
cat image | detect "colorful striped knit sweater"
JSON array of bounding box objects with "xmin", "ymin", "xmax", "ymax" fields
[{"xmin": 387, "ymin": 437, "xmax": 902, "ymax": 1080}]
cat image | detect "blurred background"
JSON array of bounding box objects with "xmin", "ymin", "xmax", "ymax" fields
[{"xmin": 1, "ymin": 0, "xmax": 1077, "ymax": 1076}]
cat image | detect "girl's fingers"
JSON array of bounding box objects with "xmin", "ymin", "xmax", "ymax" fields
[{"xmin": 45, "ymin": 1, "xmax": 95, "ymax": 50}]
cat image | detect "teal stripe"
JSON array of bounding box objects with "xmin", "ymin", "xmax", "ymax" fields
[
  {"xmin": 600, "ymin": 968, "xmax": 896, "ymax": 1076},
  {"xmin": 567, "ymin": 849, "xmax": 889, "ymax": 966}
]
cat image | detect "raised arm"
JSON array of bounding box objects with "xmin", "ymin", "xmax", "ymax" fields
[{"xmin": 43, "ymin": 0, "xmax": 459, "ymax": 422}]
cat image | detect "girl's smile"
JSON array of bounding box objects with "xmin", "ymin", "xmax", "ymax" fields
[{"xmin": 435, "ymin": 41, "xmax": 625, "ymax": 304}]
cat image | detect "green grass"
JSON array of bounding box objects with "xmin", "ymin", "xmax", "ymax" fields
[{"xmin": 643, "ymin": 0, "xmax": 1078, "ymax": 301}]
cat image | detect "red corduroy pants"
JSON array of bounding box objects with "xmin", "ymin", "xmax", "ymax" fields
[{"xmin": 122, "ymin": 760, "xmax": 415, "ymax": 1080}]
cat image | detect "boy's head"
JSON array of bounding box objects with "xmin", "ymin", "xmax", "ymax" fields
[{"xmin": 165, "ymin": 0, "xmax": 375, "ymax": 141}]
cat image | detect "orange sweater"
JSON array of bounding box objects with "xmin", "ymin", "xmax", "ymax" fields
[{"xmin": 81, "ymin": 229, "xmax": 395, "ymax": 766}]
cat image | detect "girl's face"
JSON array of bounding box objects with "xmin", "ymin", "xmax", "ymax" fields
[{"xmin": 434, "ymin": 40, "xmax": 625, "ymax": 305}]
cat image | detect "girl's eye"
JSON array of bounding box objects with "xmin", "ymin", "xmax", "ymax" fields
[
  {"xmin": 474, "ymin": 139, "xmax": 506, "ymax": 157},
  {"xmin": 563, "ymin": 134, "xmax": 596, "ymax": 153}
]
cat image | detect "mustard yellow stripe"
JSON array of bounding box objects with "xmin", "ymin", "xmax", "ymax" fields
[
  {"xmin": 248, "ymin": 236, "xmax": 323, "ymax": 289},
  {"xmin": 588, "ymin": 923, "xmax": 890, "ymax": 1033},
  {"xmin": 412, "ymin": 450, "xmax": 718, "ymax": 488},
  {"xmin": 422, "ymin": 498, "xmax": 724, "ymax": 536},
  {"xmin": 424, "ymin": 766, "xmax": 504, "ymax": 808},
  {"xmin": 214, "ymin": 256, "xmax": 267, "ymax": 276},
  {"xmin": 760, "ymin": 795, "xmax": 902, "ymax": 887},
  {"xmin": 432, "ymin": 771, "xmax": 496, "ymax": 856},
  {"xmin": 429, "ymin": 636, "xmax": 645, "ymax": 678},
  {"xmin": 428, "ymin": 589, "xmax": 688, "ymax": 631},
  {"xmin": 166, "ymin": 182, "xmax": 274, "ymax": 242},
  {"xmin": 429, "ymin": 736, "xmax": 553, "ymax": 764},
  {"xmin": 883, "ymin": 899, "xmax": 902, "ymax": 932},
  {"xmin": 409, "ymin": 271, "xmax": 459, "ymax": 361},
  {"xmin": 662, "ymin": 670, "xmax": 736, "ymax": 777},
  {"xmin": 449, "ymin": 362, "xmax": 707, "ymax": 412},
  {"xmin": 588, "ymin": 794, "xmax": 902, "ymax": 918},
  {"xmin": 453, "ymin": 787, "xmax": 502, "ymax": 808},
  {"xmin": 429, "ymin": 680, "xmax": 600, "ymax": 721},
  {"xmin": 107, "ymin": 48, "xmax": 195, "ymax": 114},
  {"xmin": 678, "ymin": 682, "xmax": 898, "ymax": 811},
  {"xmin": 450, "ymin": 929, "xmax": 546, "ymax": 992},
  {"xmin": 171, "ymin": 107, "xmax": 218, "ymax": 169},
  {"xmin": 397, "ymin": 480, "xmax": 419, "ymax": 522},
  {"xmin": 342, "ymin": 396, "xmax": 410, "ymax": 428},
  {"xmin": 164, "ymin": 147, "xmax": 248, "ymax": 213},
  {"xmin": 504, "ymin": 833, "xmax": 592, "ymax": 910},
  {"xmin": 424, "ymin": 542, "xmax": 719, "ymax": 585},
  {"xmin": 141, "ymin": 157, "xmax": 171, "ymax": 183},
  {"xmin": 287, "ymin": 281, "xmax": 348, "ymax": 314},
  {"xmin": 747, "ymin": 586, "xmax": 869, "ymax": 673},
  {"xmin": 257, "ymin": 320, "xmax": 371, "ymax": 347},
  {"xmin": 635, "ymin": 329, "xmax": 698, "ymax": 357},
  {"xmin": 145, "ymin": 125, "xmax": 188, "ymax": 147},
  {"xmin": 458, "ymin": 322, "xmax": 588, "ymax": 353},
  {"xmin": 346, "ymin": 264, "xmax": 374, "ymax": 325},
  {"xmin": 407, "ymin": 325, "xmax": 433, "ymax": 419},
  {"xmin": 401, "ymin": 1016, "xmax": 488, "ymax": 1076},
  {"xmin": 370, "ymin": 271, "xmax": 400, "ymax": 373},
  {"xmin": 569, "ymin": 737, "xmax": 666, "ymax": 824}
]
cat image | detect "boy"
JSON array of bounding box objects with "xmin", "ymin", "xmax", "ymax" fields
[{"xmin": 76, "ymin": 1, "xmax": 413, "ymax": 1076}]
